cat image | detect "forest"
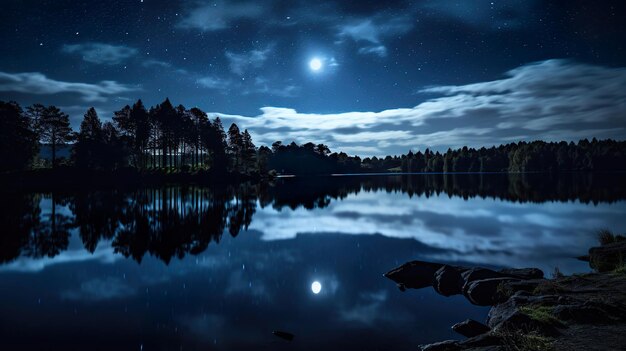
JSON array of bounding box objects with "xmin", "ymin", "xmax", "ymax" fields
[{"xmin": 1, "ymin": 99, "xmax": 625, "ymax": 177}]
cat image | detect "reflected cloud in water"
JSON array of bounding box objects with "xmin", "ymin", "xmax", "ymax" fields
[{"xmin": 1, "ymin": 174, "xmax": 625, "ymax": 349}]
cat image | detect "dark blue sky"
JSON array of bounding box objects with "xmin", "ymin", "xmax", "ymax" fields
[{"xmin": 1, "ymin": 0, "xmax": 625, "ymax": 155}]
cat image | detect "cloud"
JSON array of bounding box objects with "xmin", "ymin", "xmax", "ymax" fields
[
  {"xmin": 337, "ymin": 16, "xmax": 413, "ymax": 57},
  {"xmin": 0, "ymin": 239, "xmax": 120, "ymax": 273},
  {"xmin": 142, "ymin": 59, "xmax": 172, "ymax": 68},
  {"xmin": 0, "ymin": 71, "xmax": 139, "ymax": 102},
  {"xmin": 358, "ymin": 45, "xmax": 387, "ymax": 57},
  {"xmin": 419, "ymin": 0, "xmax": 536, "ymax": 30},
  {"xmin": 62, "ymin": 43, "xmax": 138, "ymax": 65},
  {"xmin": 247, "ymin": 77, "xmax": 299, "ymax": 98},
  {"xmin": 178, "ymin": 0, "xmax": 265, "ymax": 31},
  {"xmin": 225, "ymin": 46, "xmax": 272, "ymax": 75},
  {"xmin": 197, "ymin": 75, "xmax": 299, "ymax": 98},
  {"xmin": 214, "ymin": 60, "xmax": 626, "ymax": 156},
  {"xmin": 249, "ymin": 189, "xmax": 622, "ymax": 273},
  {"xmin": 197, "ymin": 75, "xmax": 232, "ymax": 91}
]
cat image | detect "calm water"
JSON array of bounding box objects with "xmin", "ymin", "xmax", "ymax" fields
[{"xmin": 1, "ymin": 174, "xmax": 625, "ymax": 350}]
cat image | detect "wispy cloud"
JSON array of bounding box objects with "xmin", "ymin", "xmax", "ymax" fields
[
  {"xmin": 197, "ymin": 75, "xmax": 299, "ymax": 98},
  {"xmin": 225, "ymin": 46, "xmax": 272, "ymax": 75},
  {"xmin": 419, "ymin": 0, "xmax": 536, "ymax": 30},
  {"xmin": 62, "ymin": 43, "xmax": 138, "ymax": 65},
  {"xmin": 215, "ymin": 60, "xmax": 626, "ymax": 156},
  {"xmin": 196, "ymin": 75, "xmax": 232, "ymax": 92},
  {"xmin": 178, "ymin": 0, "xmax": 265, "ymax": 31},
  {"xmin": 337, "ymin": 16, "xmax": 413, "ymax": 57},
  {"xmin": 358, "ymin": 45, "xmax": 387, "ymax": 57},
  {"xmin": 0, "ymin": 71, "xmax": 139, "ymax": 102},
  {"xmin": 142, "ymin": 59, "xmax": 172, "ymax": 68},
  {"xmin": 246, "ymin": 77, "xmax": 299, "ymax": 98}
]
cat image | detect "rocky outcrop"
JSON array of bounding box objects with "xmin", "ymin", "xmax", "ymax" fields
[
  {"xmin": 383, "ymin": 261, "xmax": 544, "ymax": 306},
  {"xmin": 464, "ymin": 277, "xmax": 520, "ymax": 306},
  {"xmin": 434, "ymin": 265, "xmax": 465, "ymax": 296},
  {"xmin": 383, "ymin": 260, "xmax": 446, "ymax": 290},
  {"xmin": 451, "ymin": 319, "xmax": 491, "ymax": 338},
  {"xmin": 587, "ymin": 240, "xmax": 626, "ymax": 272},
  {"xmin": 386, "ymin": 254, "xmax": 626, "ymax": 351}
]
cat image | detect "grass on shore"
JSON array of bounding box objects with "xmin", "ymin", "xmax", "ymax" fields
[
  {"xmin": 499, "ymin": 330, "xmax": 554, "ymax": 351},
  {"xmin": 519, "ymin": 306, "xmax": 565, "ymax": 328}
]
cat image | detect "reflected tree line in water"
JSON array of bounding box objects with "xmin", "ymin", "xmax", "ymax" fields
[{"xmin": 1, "ymin": 173, "xmax": 625, "ymax": 265}]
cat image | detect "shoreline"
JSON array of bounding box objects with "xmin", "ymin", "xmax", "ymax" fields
[
  {"xmin": 385, "ymin": 238, "xmax": 626, "ymax": 351},
  {"xmin": 0, "ymin": 167, "xmax": 268, "ymax": 190}
]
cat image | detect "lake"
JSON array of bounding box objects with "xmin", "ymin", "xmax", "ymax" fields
[{"xmin": 1, "ymin": 173, "xmax": 625, "ymax": 350}]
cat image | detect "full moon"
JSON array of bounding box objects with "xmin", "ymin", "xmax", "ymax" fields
[
  {"xmin": 311, "ymin": 281, "xmax": 322, "ymax": 294},
  {"xmin": 309, "ymin": 58, "xmax": 322, "ymax": 71}
]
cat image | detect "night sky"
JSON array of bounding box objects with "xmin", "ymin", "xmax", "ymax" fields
[{"xmin": 1, "ymin": 0, "xmax": 626, "ymax": 156}]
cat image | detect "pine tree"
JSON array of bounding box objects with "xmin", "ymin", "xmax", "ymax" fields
[
  {"xmin": 227, "ymin": 123, "xmax": 243, "ymax": 173},
  {"xmin": 241, "ymin": 129, "xmax": 256, "ymax": 174},
  {"xmin": 205, "ymin": 117, "xmax": 228, "ymax": 172},
  {"xmin": 73, "ymin": 108, "xmax": 104, "ymax": 169},
  {"xmin": 0, "ymin": 101, "xmax": 38, "ymax": 171},
  {"xmin": 38, "ymin": 106, "xmax": 73, "ymax": 168},
  {"xmin": 131, "ymin": 100, "xmax": 150, "ymax": 168}
]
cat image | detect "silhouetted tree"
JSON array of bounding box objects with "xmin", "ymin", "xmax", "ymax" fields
[
  {"xmin": 0, "ymin": 101, "xmax": 38, "ymax": 171},
  {"xmin": 241, "ymin": 129, "xmax": 256, "ymax": 174},
  {"xmin": 38, "ymin": 106, "xmax": 73, "ymax": 168},
  {"xmin": 188, "ymin": 107, "xmax": 208, "ymax": 168},
  {"xmin": 73, "ymin": 107, "xmax": 105, "ymax": 169},
  {"xmin": 227, "ymin": 123, "xmax": 243, "ymax": 173}
]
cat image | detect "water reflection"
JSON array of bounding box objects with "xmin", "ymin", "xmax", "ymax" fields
[
  {"xmin": 1, "ymin": 173, "xmax": 624, "ymax": 267},
  {"xmin": 311, "ymin": 281, "xmax": 322, "ymax": 294},
  {"xmin": 1, "ymin": 173, "xmax": 625, "ymax": 350}
]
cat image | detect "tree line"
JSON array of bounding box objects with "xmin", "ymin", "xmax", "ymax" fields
[
  {"xmin": 0, "ymin": 99, "xmax": 259, "ymax": 175},
  {"xmin": 2, "ymin": 99, "xmax": 626, "ymax": 176},
  {"xmin": 396, "ymin": 139, "xmax": 626, "ymax": 173}
]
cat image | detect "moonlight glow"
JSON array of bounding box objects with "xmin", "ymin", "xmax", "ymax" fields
[
  {"xmin": 311, "ymin": 281, "xmax": 322, "ymax": 294},
  {"xmin": 309, "ymin": 58, "xmax": 322, "ymax": 71}
]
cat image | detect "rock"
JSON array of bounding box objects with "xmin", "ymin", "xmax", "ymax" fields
[
  {"xmin": 451, "ymin": 319, "xmax": 491, "ymax": 338},
  {"xmin": 588, "ymin": 241, "xmax": 626, "ymax": 272},
  {"xmin": 487, "ymin": 297, "xmax": 562, "ymax": 336},
  {"xmin": 500, "ymin": 279, "xmax": 545, "ymax": 295},
  {"xmin": 498, "ymin": 268, "xmax": 544, "ymax": 280},
  {"xmin": 553, "ymin": 304, "xmax": 607, "ymax": 324},
  {"xmin": 464, "ymin": 277, "xmax": 520, "ymax": 306},
  {"xmin": 461, "ymin": 268, "xmax": 508, "ymax": 294},
  {"xmin": 433, "ymin": 265, "xmax": 464, "ymax": 296},
  {"xmin": 419, "ymin": 340, "xmax": 460, "ymax": 351},
  {"xmin": 461, "ymin": 268, "xmax": 543, "ymax": 295},
  {"xmin": 459, "ymin": 333, "xmax": 503, "ymax": 348},
  {"xmin": 384, "ymin": 260, "xmax": 445, "ymax": 289}
]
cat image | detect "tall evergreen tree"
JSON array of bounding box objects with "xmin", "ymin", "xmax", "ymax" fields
[
  {"xmin": 241, "ymin": 129, "xmax": 257, "ymax": 174},
  {"xmin": 73, "ymin": 108, "xmax": 104, "ymax": 169},
  {"xmin": 38, "ymin": 106, "xmax": 73, "ymax": 168},
  {"xmin": 227, "ymin": 123, "xmax": 243, "ymax": 173},
  {"xmin": 0, "ymin": 101, "xmax": 38, "ymax": 171},
  {"xmin": 204, "ymin": 117, "xmax": 228, "ymax": 172},
  {"xmin": 189, "ymin": 107, "xmax": 208, "ymax": 168},
  {"xmin": 131, "ymin": 100, "xmax": 150, "ymax": 168}
]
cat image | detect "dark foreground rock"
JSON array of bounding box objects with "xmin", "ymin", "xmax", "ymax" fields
[
  {"xmin": 451, "ymin": 319, "xmax": 491, "ymax": 338},
  {"xmin": 384, "ymin": 261, "xmax": 543, "ymax": 306},
  {"xmin": 383, "ymin": 260, "xmax": 446, "ymax": 290},
  {"xmin": 385, "ymin": 254, "xmax": 626, "ymax": 350},
  {"xmin": 434, "ymin": 265, "xmax": 465, "ymax": 296},
  {"xmin": 587, "ymin": 240, "xmax": 626, "ymax": 272}
]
